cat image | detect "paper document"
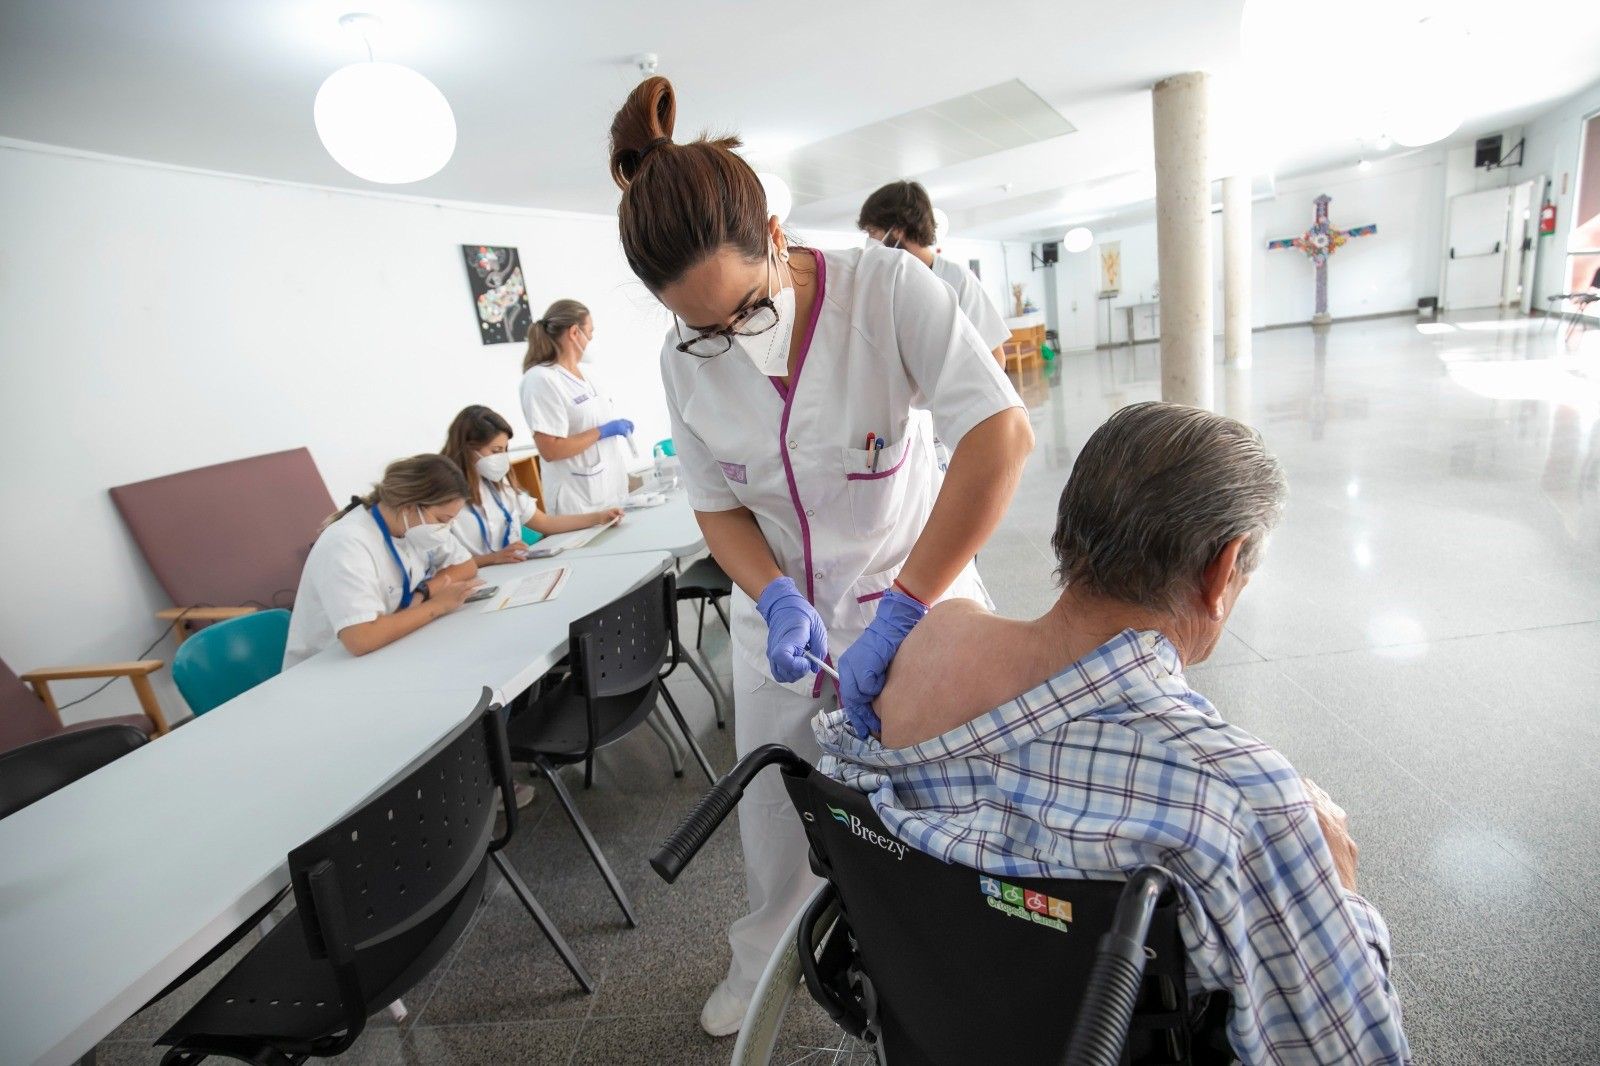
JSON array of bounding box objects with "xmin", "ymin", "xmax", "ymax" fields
[
  {"xmin": 494, "ymin": 568, "xmax": 570, "ymax": 610},
  {"xmin": 523, "ymin": 515, "xmax": 621, "ymax": 557},
  {"xmin": 625, "ymin": 491, "xmax": 668, "ymax": 509}
]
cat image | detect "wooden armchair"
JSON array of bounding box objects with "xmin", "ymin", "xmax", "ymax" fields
[{"xmin": 2, "ymin": 656, "xmax": 170, "ymax": 756}]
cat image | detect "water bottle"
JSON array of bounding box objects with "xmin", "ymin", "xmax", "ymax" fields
[{"xmin": 652, "ymin": 440, "xmax": 681, "ymax": 493}]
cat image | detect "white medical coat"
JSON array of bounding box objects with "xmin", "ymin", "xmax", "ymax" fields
[
  {"xmin": 449, "ymin": 476, "xmax": 538, "ymax": 556},
  {"xmin": 282, "ymin": 505, "xmax": 470, "ymax": 670},
  {"xmin": 660, "ymin": 245, "xmax": 1023, "ymax": 690},
  {"xmin": 519, "ymin": 362, "xmax": 631, "ymax": 513},
  {"xmin": 931, "ymin": 254, "xmax": 1012, "ymax": 352}
]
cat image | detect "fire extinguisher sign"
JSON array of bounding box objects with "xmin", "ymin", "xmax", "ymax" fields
[{"xmin": 1540, "ymin": 201, "xmax": 1557, "ymax": 237}]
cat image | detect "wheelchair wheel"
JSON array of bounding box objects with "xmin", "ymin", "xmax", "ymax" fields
[{"xmin": 732, "ymin": 885, "xmax": 882, "ymax": 1066}]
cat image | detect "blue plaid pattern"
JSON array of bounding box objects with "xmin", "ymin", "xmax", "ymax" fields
[{"xmin": 815, "ymin": 628, "xmax": 1410, "ymax": 1065}]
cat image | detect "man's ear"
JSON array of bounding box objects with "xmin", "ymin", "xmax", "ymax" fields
[{"xmin": 1200, "ymin": 535, "xmax": 1249, "ymax": 621}]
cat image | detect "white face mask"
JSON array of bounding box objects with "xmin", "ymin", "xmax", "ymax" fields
[
  {"xmin": 475, "ymin": 452, "xmax": 511, "ymax": 482},
  {"xmin": 732, "ymin": 251, "xmax": 796, "ymax": 378},
  {"xmin": 402, "ymin": 507, "xmax": 454, "ymax": 551}
]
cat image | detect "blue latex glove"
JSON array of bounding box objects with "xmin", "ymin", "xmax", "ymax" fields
[
  {"xmin": 757, "ymin": 576, "xmax": 828, "ymax": 684},
  {"xmin": 838, "ymin": 588, "xmax": 928, "ymax": 738},
  {"xmin": 598, "ymin": 418, "xmax": 635, "ymax": 441}
]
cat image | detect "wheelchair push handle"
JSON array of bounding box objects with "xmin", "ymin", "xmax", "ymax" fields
[
  {"xmin": 650, "ymin": 744, "xmax": 810, "ymax": 883},
  {"xmin": 1062, "ymin": 866, "xmax": 1172, "ymax": 1066}
]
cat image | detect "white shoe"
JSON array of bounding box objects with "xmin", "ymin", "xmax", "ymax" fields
[
  {"xmin": 699, "ymin": 979, "xmax": 749, "ymax": 1037},
  {"xmin": 495, "ymin": 782, "xmax": 536, "ymax": 811}
]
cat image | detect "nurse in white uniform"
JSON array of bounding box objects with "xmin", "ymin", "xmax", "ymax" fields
[
  {"xmin": 857, "ymin": 179, "xmax": 1013, "ymax": 365},
  {"xmin": 439, "ymin": 404, "xmax": 625, "ymax": 565},
  {"xmin": 518, "ymin": 298, "xmax": 637, "ymax": 514},
  {"xmin": 607, "ymin": 77, "xmax": 1034, "ymax": 1036},
  {"xmin": 282, "ymin": 454, "xmax": 483, "ymax": 670}
]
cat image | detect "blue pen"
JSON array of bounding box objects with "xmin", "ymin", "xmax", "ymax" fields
[{"xmin": 872, "ymin": 437, "xmax": 885, "ymax": 472}]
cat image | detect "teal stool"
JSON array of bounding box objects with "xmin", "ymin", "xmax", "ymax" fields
[{"xmin": 172, "ymin": 609, "xmax": 291, "ymax": 717}]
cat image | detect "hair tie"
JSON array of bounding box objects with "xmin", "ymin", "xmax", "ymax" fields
[{"xmin": 638, "ymin": 136, "xmax": 671, "ymax": 162}]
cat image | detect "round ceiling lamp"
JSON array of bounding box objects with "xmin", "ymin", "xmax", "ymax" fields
[
  {"xmin": 1063, "ymin": 226, "xmax": 1094, "ymax": 253},
  {"xmin": 1385, "ymin": 103, "xmax": 1461, "ymax": 148},
  {"xmin": 757, "ymin": 172, "xmax": 792, "ymax": 223},
  {"xmin": 932, "ymin": 207, "xmax": 950, "ymax": 243},
  {"xmin": 314, "ymin": 15, "xmax": 456, "ymax": 185}
]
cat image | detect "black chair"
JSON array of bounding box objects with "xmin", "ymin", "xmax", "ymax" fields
[
  {"xmin": 508, "ymin": 571, "xmax": 715, "ymax": 927},
  {"xmin": 654, "ymin": 746, "xmax": 1226, "ymax": 1066},
  {"xmin": 675, "ymin": 556, "xmax": 732, "ymax": 652},
  {"xmin": 0, "ymin": 723, "xmax": 147, "ymax": 819},
  {"xmin": 156, "ymin": 691, "xmax": 593, "ymax": 1065}
]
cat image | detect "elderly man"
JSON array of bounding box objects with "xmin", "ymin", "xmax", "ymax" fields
[{"xmin": 816, "ymin": 402, "xmax": 1410, "ymax": 1065}]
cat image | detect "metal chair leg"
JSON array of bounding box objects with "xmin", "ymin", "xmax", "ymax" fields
[
  {"xmin": 490, "ymin": 851, "xmax": 596, "ymax": 993},
  {"xmin": 645, "ymin": 708, "xmax": 686, "ymax": 777},
  {"xmin": 657, "ymin": 683, "xmax": 716, "ymax": 783},
  {"xmin": 710, "ymin": 596, "xmax": 730, "ymax": 635},
  {"xmin": 535, "ymin": 759, "xmax": 638, "ymax": 927},
  {"xmin": 681, "ymin": 644, "xmax": 728, "ymax": 728},
  {"xmin": 695, "ymin": 596, "xmax": 708, "ymax": 649}
]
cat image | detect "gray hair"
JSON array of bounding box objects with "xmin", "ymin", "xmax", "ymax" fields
[{"xmin": 1051, "ymin": 402, "xmax": 1287, "ymax": 611}]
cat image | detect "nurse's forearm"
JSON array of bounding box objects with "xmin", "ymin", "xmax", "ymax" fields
[
  {"xmin": 337, "ymin": 603, "xmax": 443, "ymax": 657},
  {"xmin": 438, "ymin": 560, "xmax": 478, "ymax": 582},
  {"xmin": 695, "ymin": 507, "xmax": 785, "ymax": 601},
  {"xmin": 897, "ymin": 407, "xmax": 1033, "ymax": 602},
  {"xmin": 534, "ymin": 429, "xmax": 601, "ymax": 462}
]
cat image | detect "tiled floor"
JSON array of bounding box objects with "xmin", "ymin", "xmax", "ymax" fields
[{"xmin": 97, "ymin": 313, "xmax": 1600, "ymax": 1063}]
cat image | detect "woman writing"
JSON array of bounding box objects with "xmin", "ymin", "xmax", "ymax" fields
[
  {"xmin": 440, "ymin": 404, "xmax": 624, "ymax": 566},
  {"xmin": 518, "ymin": 299, "xmax": 638, "ymax": 513},
  {"xmin": 282, "ymin": 454, "xmax": 482, "ymax": 670},
  {"xmin": 608, "ymin": 76, "xmax": 1033, "ymax": 1035}
]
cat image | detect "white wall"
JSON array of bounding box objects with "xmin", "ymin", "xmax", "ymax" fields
[
  {"xmin": 0, "ymin": 140, "xmax": 675, "ymax": 723},
  {"xmin": 1525, "ymin": 79, "xmax": 1600, "ymax": 302}
]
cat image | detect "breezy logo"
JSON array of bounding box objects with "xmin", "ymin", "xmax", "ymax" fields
[{"xmin": 825, "ymin": 804, "xmax": 907, "ymax": 860}]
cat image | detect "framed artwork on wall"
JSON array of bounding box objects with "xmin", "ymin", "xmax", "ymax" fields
[{"xmin": 462, "ymin": 244, "xmax": 531, "ymax": 344}]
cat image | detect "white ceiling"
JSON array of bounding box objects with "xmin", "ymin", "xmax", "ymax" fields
[{"xmin": 2, "ymin": 0, "xmax": 1597, "ymax": 242}]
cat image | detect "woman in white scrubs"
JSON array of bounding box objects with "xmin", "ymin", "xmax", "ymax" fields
[
  {"xmin": 608, "ymin": 77, "xmax": 1034, "ymax": 1036},
  {"xmin": 857, "ymin": 180, "xmax": 1012, "ymax": 366},
  {"xmin": 440, "ymin": 404, "xmax": 625, "ymax": 565},
  {"xmin": 518, "ymin": 299, "xmax": 637, "ymax": 514},
  {"xmin": 282, "ymin": 455, "xmax": 483, "ymax": 670}
]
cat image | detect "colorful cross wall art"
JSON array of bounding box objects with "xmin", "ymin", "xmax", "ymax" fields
[
  {"xmin": 461, "ymin": 244, "xmax": 531, "ymax": 344},
  {"xmin": 1267, "ymin": 194, "xmax": 1376, "ymax": 324}
]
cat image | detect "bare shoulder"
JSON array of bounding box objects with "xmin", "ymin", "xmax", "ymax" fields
[{"xmin": 878, "ymin": 598, "xmax": 1012, "ymax": 748}]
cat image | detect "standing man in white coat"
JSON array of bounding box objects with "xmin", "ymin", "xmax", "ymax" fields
[
  {"xmin": 857, "ymin": 180, "xmax": 1013, "ymax": 367},
  {"xmin": 607, "ymin": 77, "xmax": 1034, "ymax": 1037},
  {"xmin": 518, "ymin": 297, "xmax": 637, "ymax": 514}
]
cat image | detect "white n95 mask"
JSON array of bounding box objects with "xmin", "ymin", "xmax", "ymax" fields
[
  {"xmin": 475, "ymin": 453, "xmax": 511, "ymax": 482},
  {"xmin": 402, "ymin": 509, "xmax": 454, "ymax": 552},
  {"xmin": 733, "ymin": 251, "xmax": 796, "ymax": 377}
]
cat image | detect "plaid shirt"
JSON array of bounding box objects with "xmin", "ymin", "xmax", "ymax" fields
[{"xmin": 815, "ymin": 628, "xmax": 1410, "ymax": 1066}]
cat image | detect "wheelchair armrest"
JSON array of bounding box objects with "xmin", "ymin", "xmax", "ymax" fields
[{"xmin": 650, "ymin": 743, "xmax": 811, "ymax": 883}]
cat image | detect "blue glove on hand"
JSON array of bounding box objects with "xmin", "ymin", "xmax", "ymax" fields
[
  {"xmin": 838, "ymin": 587, "xmax": 928, "ymax": 739},
  {"xmin": 757, "ymin": 576, "xmax": 828, "ymax": 684},
  {"xmin": 598, "ymin": 418, "xmax": 635, "ymax": 441}
]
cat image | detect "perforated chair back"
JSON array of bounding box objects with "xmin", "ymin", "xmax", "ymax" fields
[
  {"xmin": 783, "ymin": 769, "xmax": 1193, "ymax": 1066},
  {"xmin": 282, "ymin": 691, "xmax": 514, "ymax": 1040},
  {"xmin": 569, "ymin": 572, "xmax": 674, "ymax": 700},
  {"xmin": 0, "ymin": 724, "xmax": 148, "ymax": 819},
  {"xmin": 171, "ymin": 609, "xmax": 291, "ymax": 716}
]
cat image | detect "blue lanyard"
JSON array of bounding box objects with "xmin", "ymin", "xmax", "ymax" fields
[
  {"xmin": 370, "ymin": 504, "xmax": 418, "ymax": 609},
  {"xmin": 471, "ymin": 483, "xmax": 515, "ymax": 552}
]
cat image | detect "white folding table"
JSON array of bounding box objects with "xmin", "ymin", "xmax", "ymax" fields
[{"xmin": 0, "ymin": 551, "xmax": 671, "ymax": 1066}]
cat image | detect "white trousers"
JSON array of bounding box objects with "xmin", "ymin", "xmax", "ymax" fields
[{"xmin": 724, "ymin": 651, "xmax": 828, "ymax": 997}]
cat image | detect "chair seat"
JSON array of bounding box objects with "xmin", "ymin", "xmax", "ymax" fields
[
  {"xmin": 506, "ymin": 679, "xmax": 657, "ymax": 766},
  {"xmin": 161, "ymin": 863, "xmax": 488, "ymax": 1057},
  {"xmin": 64, "ymin": 713, "xmax": 156, "ymax": 739},
  {"xmin": 676, "ymin": 557, "xmax": 732, "ymax": 598}
]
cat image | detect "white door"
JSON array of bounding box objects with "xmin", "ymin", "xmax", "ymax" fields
[
  {"xmin": 1444, "ymin": 187, "xmax": 1512, "ymax": 310},
  {"xmin": 1508, "ymin": 177, "xmax": 1545, "ymax": 314}
]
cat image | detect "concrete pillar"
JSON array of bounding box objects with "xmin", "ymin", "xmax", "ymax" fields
[
  {"xmin": 1222, "ymin": 173, "xmax": 1252, "ymax": 369},
  {"xmin": 1152, "ymin": 72, "xmax": 1213, "ymax": 409}
]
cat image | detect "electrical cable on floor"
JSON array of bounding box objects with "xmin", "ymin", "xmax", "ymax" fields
[{"xmin": 50, "ymin": 606, "xmax": 200, "ymax": 714}]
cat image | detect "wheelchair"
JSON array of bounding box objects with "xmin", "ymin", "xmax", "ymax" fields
[{"xmin": 652, "ymin": 744, "xmax": 1231, "ymax": 1066}]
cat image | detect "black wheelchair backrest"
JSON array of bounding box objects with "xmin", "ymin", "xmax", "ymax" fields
[{"xmin": 784, "ymin": 769, "xmax": 1192, "ymax": 1066}]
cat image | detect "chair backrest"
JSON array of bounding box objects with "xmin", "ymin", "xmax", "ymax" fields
[
  {"xmin": 569, "ymin": 571, "xmax": 673, "ymax": 700},
  {"xmin": 109, "ymin": 447, "xmax": 336, "ymax": 611},
  {"xmin": 172, "ymin": 609, "xmax": 292, "ymax": 716},
  {"xmin": 285, "ymin": 690, "xmax": 514, "ymax": 1040},
  {"xmin": 0, "ymin": 724, "xmax": 148, "ymax": 819},
  {"xmin": 0, "ymin": 658, "xmax": 63, "ymax": 754},
  {"xmin": 783, "ymin": 768, "xmax": 1192, "ymax": 1066}
]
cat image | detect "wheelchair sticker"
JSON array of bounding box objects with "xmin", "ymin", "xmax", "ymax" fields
[{"xmin": 979, "ymin": 875, "xmax": 1072, "ymax": 933}]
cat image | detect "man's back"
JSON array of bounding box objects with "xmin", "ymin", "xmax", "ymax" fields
[{"xmin": 817, "ymin": 620, "xmax": 1410, "ymax": 1065}]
